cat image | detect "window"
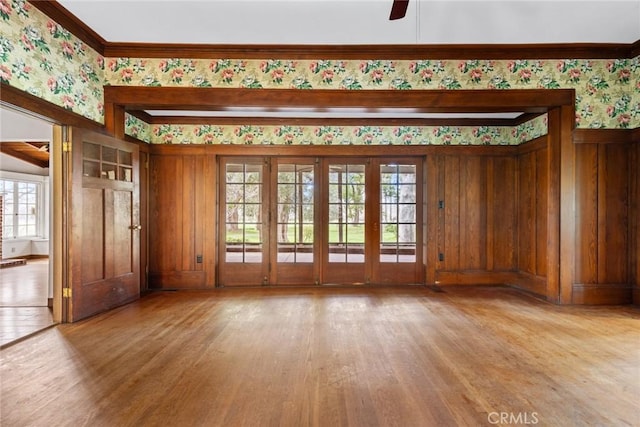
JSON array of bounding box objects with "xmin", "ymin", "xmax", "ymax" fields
[{"xmin": 0, "ymin": 179, "xmax": 40, "ymax": 238}]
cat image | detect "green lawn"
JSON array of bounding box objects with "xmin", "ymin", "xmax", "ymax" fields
[{"xmin": 226, "ymin": 224, "xmax": 399, "ymax": 243}]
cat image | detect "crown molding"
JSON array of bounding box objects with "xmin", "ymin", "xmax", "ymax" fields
[
  {"xmin": 31, "ymin": 2, "xmax": 639, "ymax": 60},
  {"xmin": 103, "ymin": 42, "xmax": 637, "ymax": 60},
  {"xmin": 630, "ymin": 40, "xmax": 640, "ymax": 59}
]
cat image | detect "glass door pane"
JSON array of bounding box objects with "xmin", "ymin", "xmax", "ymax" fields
[
  {"xmin": 274, "ymin": 160, "xmax": 318, "ymax": 286},
  {"xmin": 322, "ymin": 161, "xmax": 368, "ymax": 285},
  {"xmin": 380, "ymin": 164, "xmax": 417, "ymax": 263},
  {"xmin": 328, "ymin": 164, "xmax": 366, "ymax": 263},
  {"xmin": 225, "ymin": 163, "xmax": 263, "ymax": 262},
  {"xmin": 277, "ymin": 163, "xmax": 314, "ymax": 263}
]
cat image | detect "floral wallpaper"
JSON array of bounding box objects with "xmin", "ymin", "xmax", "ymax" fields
[
  {"xmin": 1, "ymin": 0, "xmax": 105, "ymax": 123},
  {"xmin": 109, "ymin": 57, "xmax": 639, "ymax": 131},
  {"xmin": 131, "ymin": 114, "xmax": 548, "ymax": 146},
  {"xmin": 1, "ymin": 0, "xmax": 638, "ymax": 146},
  {"xmin": 125, "ymin": 113, "xmax": 152, "ymax": 143}
]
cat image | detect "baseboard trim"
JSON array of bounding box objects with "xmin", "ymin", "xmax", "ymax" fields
[
  {"xmin": 632, "ymin": 287, "xmax": 640, "ymax": 305},
  {"xmin": 511, "ymin": 272, "xmax": 547, "ymax": 297},
  {"xmin": 435, "ymin": 270, "xmax": 519, "ymax": 285},
  {"xmin": 572, "ymin": 283, "xmax": 633, "ymax": 305}
]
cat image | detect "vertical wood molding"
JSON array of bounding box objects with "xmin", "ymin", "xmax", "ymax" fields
[
  {"xmin": 204, "ymin": 154, "xmax": 217, "ymax": 287},
  {"xmin": 104, "ymin": 103, "xmax": 125, "ymax": 140},
  {"xmin": 546, "ymin": 109, "xmax": 562, "ymax": 303},
  {"xmin": 559, "ymin": 105, "xmax": 576, "ymax": 304},
  {"xmin": 425, "ymin": 155, "xmax": 438, "ymax": 285},
  {"xmin": 51, "ymin": 126, "xmax": 64, "ymax": 323}
]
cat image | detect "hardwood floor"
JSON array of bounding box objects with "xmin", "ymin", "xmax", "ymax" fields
[
  {"xmin": 0, "ymin": 258, "xmax": 48, "ymax": 307},
  {"xmin": 1, "ymin": 286, "xmax": 638, "ymax": 427},
  {"xmin": 0, "ymin": 259, "xmax": 54, "ymax": 347}
]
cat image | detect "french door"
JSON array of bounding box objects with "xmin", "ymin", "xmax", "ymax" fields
[{"xmin": 218, "ymin": 156, "xmax": 422, "ymax": 286}]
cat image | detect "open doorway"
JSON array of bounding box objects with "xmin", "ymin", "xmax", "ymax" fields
[{"xmin": 0, "ymin": 106, "xmax": 55, "ymax": 347}]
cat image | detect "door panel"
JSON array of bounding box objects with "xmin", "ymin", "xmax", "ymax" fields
[
  {"xmin": 113, "ymin": 190, "xmax": 133, "ymax": 276},
  {"xmin": 81, "ymin": 188, "xmax": 104, "ymax": 283},
  {"xmin": 69, "ymin": 128, "xmax": 140, "ymax": 321}
]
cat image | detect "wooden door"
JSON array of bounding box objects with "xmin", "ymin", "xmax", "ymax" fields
[
  {"xmin": 271, "ymin": 158, "xmax": 319, "ymax": 285},
  {"xmin": 320, "ymin": 158, "xmax": 423, "ymax": 285},
  {"xmin": 321, "ymin": 160, "xmax": 368, "ymax": 284},
  {"xmin": 218, "ymin": 158, "xmax": 269, "ymax": 286},
  {"xmin": 68, "ymin": 128, "xmax": 140, "ymax": 321},
  {"xmin": 370, "ymin": 159, "xmax": 423, "ymax": 284}
]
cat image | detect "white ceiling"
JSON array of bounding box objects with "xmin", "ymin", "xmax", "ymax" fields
[
  {"xmin": 0, "ymin": 107, "xmax": 52, "ymax": 142},
  {"xmin": 58, "ymin": 0, "xmax": 640, "ymax": 45}
]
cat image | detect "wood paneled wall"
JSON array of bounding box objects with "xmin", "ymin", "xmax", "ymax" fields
[
  {"xmin": 631, "ymin": 141, "xmax": 640, "ymax": 305},
  {"xmin": 432, "ymin": 154, "xmax": 519, "ymax": 286},
  {"xmin": 429, "ymin": 138, "xmax": 550, "ymax": 299},
  {"xmin": 515, "ymin": 138, "xmax": 549, "ymax": 296},
  {"xmin": 149, "ymin": 147, "xmax": 216, "ymax": 289},
  {"xmin": 573, "ymin": 142, "xmax": 633, "ymax": 304},
  {"xmin": 146, "ymin": 138, "xmax": 637, "ymax": 305}
]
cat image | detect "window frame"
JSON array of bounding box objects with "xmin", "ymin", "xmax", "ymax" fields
[{"xmin": 0, "ymin": 174, "xmax": 46, "ymax": 239}]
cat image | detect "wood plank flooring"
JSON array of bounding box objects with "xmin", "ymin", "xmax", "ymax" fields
[
  {"xmin": 0, "ymin": 259, "xmax": 54, "ymax": 347},
  {"xmin": 0, "ymin": 258, "xmax": 48, "ymax": 307},
  {"xmin": 1, "ymin": 286, "xmax": 638, "ymax": 427}
]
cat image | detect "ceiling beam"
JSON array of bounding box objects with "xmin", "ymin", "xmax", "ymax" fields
[
  {"xmin": 105, "ymin": 87, "xmax": 574, "ymax": 114},
  {"xmin": 132, "ymin": 111, "xmax": 533, "ymax": 128},
  {"xmin": 0, "ymin": 141, "xmax": 50, "ymax": 168}
]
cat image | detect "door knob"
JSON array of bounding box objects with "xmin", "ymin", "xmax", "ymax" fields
[{"xmin": 129, "ymin": 225, "xmax": 142, "ymax": 230}]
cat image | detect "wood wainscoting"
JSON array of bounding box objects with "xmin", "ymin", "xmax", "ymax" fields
[
  {"xmin": 573, "ymin": 130, "xmax": 636, "ymax": 304},
  {"xmin": 146, "ymin": 128, "xmax": 637, "ymax": 305},
  {"xmin": 149, "ymin": 145, "xmax": 216, "ymax": 289},
  {"xmin": 631, "ymin": 132, "xmax": 640, "ymax": 305}
]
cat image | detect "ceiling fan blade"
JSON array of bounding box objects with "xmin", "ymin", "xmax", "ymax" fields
[{"xmin": 389, "ymin": 0, "xmax": 409, "ymax": 20}]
